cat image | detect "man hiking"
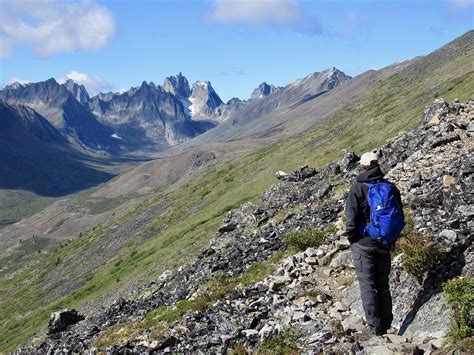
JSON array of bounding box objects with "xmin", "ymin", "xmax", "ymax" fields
[{"xmin": 345, "ymin": 151, "xmax": 405, "ymax": 338}]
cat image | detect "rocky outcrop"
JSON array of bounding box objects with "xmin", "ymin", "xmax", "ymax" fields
[
  {"xmin": 162, "ymin": 73, "xmax": 191, "ymax": 98},
  {"xmin": 48, "ymin": 310, "xmax": 85, "ymax": 334},
  {"xmin": 63, "ymin": 79, "xmax": 90, "ymax": 105},
  {"xmin": 250, "ymin": 82, "xmax": 279, "ymax": 99},
  {"xmin": 188, "ymin": 81, "xmax": 223, "ymax": 120},
  {"xmin": 22, "ymin": 99, "xmax": 473, "ymax": 353}
]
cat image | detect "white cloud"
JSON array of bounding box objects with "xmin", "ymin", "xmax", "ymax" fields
[
  {"xmin": 0, "ymin": 0, "xmax": 115, "ymax": 57},
  {"xmin": 60, "ymin": 70, "xmax": 113, "ymax": 95},
  {"xmin": 206, "ymin": 0, "xmax": 322, "ymax": 34},
  {"xmin": 6, "ymin": 76, "xmax": 31, "ymax": 85}
]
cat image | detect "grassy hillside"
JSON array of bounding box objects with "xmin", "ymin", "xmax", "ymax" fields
[
  {"xmin": 1, "ymin": 33, "xmax": 473, "ymax": 351},
  {"xmin": 0, "ymin": 148, "xmax": 148, "ymax": 228}
]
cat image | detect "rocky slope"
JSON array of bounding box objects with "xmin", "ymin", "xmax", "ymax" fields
[
  {"xmin": 2, "ymin": 32, "xmax": 472, "ymax": 351},
  {"xmin": 0, "ymin": 101, "xmax": 67, "ymax": 146},
  {"xmin": 22, "ymin": 99, "xmax": 473, "ymax": 353}
]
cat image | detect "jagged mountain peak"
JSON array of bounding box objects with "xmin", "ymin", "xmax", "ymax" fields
[
  {"xmin": 3, "ymin": 77, "xmax": 60, "ymax": 92},
  {"xmin": 0, "ymin": 76, "xmax": 119, "ymax": 153},
  {"xmin": 0, "ymin": 77, "xmax": 69, "ymax": 103},
  {"xmin": 286, "ymin": 67, "xmax": 351, "ymax": 94},
  {"xmin": 63, "ymin": 79, "xmax": 90, "ymax": 104},
  {"xmin": 44, "ymin": 77, "xmax": 59, "ymax": 85},
  {"xmin": 191, "ymin": 80, "xmax": 217, "ymax": 94},
  {"xmin": 322, "ymin": 67, "xmax": 349, "ymax": 80},
  {"xmin": 163, "ymin": 73, "xmax": 191, "ymax": 98},
  {"xmin": 4, "ymin": 81, "xmax": 27, "ymax": 90},
  {"xmin": 227, "ymin": 97, "xmax": 242, "ymax": 105},
  {"xmin": 188, "ymin": 80, "xmax": 223, "ymax": 119},
  {"xmin": 301, "ymin": 67, "xmax": 347, "ymax": 81},
  {"xmin": 250, "ymin": 82, "xmax": 278, "ymax": 99}
]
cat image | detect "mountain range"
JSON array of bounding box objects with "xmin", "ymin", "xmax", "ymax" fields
[{"xmin": 0, "ymin": 68, "xmax": 349, "ymax": 155}]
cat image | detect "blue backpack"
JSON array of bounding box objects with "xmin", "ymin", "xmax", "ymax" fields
[{"xmin": 360, "ymin": 180, "xmax": 405, "ymax": 245}]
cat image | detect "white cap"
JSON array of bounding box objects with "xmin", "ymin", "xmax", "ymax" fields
[{"xmin": 360, "ymin": 151, "xmax": 378, "ymax": 166}]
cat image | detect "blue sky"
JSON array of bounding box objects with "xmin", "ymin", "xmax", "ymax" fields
[{"xmin": 0, "ymin": 0, "xmax": 472, "ymax": 101}]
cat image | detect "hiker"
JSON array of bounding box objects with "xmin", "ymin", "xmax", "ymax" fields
[{"xmin": 345, "ymin": 151, "xmax": 405, "ymax": 338}]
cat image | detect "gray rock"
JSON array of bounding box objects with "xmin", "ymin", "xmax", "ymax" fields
[
  {"xmin": 409, "ymin": 173, "xmax": 422, "ymax": 188},
  {"xmin": 242, "ymin": 329, "xmax": 259, "ymax": 337},
  {"xmin": 48, "ymin": 309, "xmax": 84, "ymax": 334},
  {"xmin": 329, "ymin": 250, "xmax": 352, "ymax": 269},
  {"xmin": 430, "ymin": 133, "xmax": 461, "ymax": 148},
  {"xmin": 404, "ymin": 293, "xmax": 450, "ymax": 339},
  {"xmin": 423, "ymin": 98, "xmax": 449, "ymax": 124},
  {"xmin": 439, "ymin": 229, "xmax": 457, "ymax": 242}
]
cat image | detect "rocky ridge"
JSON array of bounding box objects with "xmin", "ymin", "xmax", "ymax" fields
[
  {"xmin": 21, "ymin": 99, "xmax": 473, "ymax": 353},
  {"xmin": 250, "ymin": 82, "xmax": 279, "ymax": 99},
  {"xmin": 1, "ymin": 68, "xmax": 351, "ymax": 156},
  {"xmin": 0, "ymin": 78, "xmax": 119, "ymax": 153},
  {"xmin": 210, "ymin": 67, "xmax": 351, "ymax": 125}
]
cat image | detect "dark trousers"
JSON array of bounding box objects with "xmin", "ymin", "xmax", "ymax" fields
[{"xmin": 350, "ymin": 241, "xmax": 393, "ymax": 334}]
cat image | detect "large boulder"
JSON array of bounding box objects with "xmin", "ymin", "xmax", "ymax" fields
[
  {"xmin": 404, "ymin": 293, "xmax": 451, "ymax": 339},
  {"xmin": 48, "ymin": 309, "xmax": 85, "ymax": 334},
  {"xmin": 338, "ymin": 150, "xmax": 360, "ymax": 173}
]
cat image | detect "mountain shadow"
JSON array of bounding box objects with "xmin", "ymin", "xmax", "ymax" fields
[
  {"xmin": 0, "ymin": 102, "xmax": 115, "ymax": 196},
  {"xmin": 0, "ymin": 141, "xmax": 115, "ymax": 196}
]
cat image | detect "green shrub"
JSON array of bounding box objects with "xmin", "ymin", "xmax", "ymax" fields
[
  {"xmin": 155, "ymin": 305, "xmax": 181, "ymax": 324},
  {"xmin": 443, "ymin": 276, "xmax": 474, "ymax": 341},
  {"xmin": 283, "ymin": 228, "xmax": 325, "ymax": 251},
  {"xmin": 258, "ymin": 330, "xmax": 298, "ymax": 353},
  {"xmin": 155, "ymin": 295, "xmax": 211, "ymax": 324},
  {"xmin": 397, "ymin": 231, "xmax": 441, "ymax": 283},
  {"xmin": 401, "ymin": 209, "xmax": 416, "ymax": 235},
  {"xmin": 323, "ymin": 224, "xmax": 338, "ymax": 235},
  {"xmin": 92, "ymin": 321, "xmax": 143, "ymax": 349}
]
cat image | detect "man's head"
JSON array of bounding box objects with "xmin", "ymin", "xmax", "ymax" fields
[{"xmin": 360, "ymin": 151, "xmax": 379, "ymax": 171}]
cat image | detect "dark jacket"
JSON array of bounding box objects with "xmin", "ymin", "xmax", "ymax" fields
[{"xmin": 345, "ymin": 166, "xmax": 403, "ymax": 247}]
